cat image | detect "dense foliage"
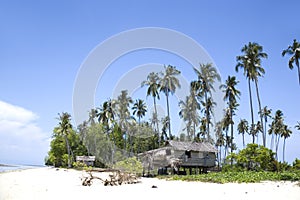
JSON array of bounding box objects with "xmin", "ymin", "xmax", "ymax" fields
[
  {"xmin": 165, "ymin": 170, "xmax": 300, "ymax": 183},
  {"xmin": 113, "ymin": 157, "xmax": 143, "ymax": 176},
  {"xmin": 224, "ymin": 143, "xmax": 276, "ymax": 171}
]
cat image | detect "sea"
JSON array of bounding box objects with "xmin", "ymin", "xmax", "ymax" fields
[{"xmin": 0, "ymin": 164, "xmax": 45, "ymax": 173}]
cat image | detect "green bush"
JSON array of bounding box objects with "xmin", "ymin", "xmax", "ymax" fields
[
  {"xmin": 225, "ymin": 143, "xmax": 276, "ymax": 171},
  {"xmin": 113, "ymin": 157, "xmax": 143, "ymax": 176}
]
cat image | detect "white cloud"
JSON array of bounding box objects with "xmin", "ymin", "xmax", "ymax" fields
[{"xmin": 0, "ymin": 100, "xmax": 50, "ymax": 165}]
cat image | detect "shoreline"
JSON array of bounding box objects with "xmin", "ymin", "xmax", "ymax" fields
[{"xmin": 0, "ymin": 168, "xmax": 300, "ymax": 200}]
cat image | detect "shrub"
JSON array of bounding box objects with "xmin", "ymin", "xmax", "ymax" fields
[{"xmin": 113, "ymin": 157, "xmax": 143, "ymax": 176}]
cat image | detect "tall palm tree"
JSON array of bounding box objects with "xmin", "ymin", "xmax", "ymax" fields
[
  {"xmin": 268, "ymin": 110, "xmax": 284, "ymax": 160},
  {"xmin": 132, "ymin": 99, "xmax": 147, "ymax": 124},
  {"xmin": 221, "ymin": 108, "xmax": 231, "ymax": 158},
  {"xmin": 259, "ymin": 106, "xmax": 272, "ymax": 147},
  {"xmin": 236, "ymin": 42, "xmax": 268, "ymax": 146},
  {"xmin": 215, "ymin": 121, "xmax": 224, "ymax": 168},
  {"xmin": 115, "ymin": 90, "xmax": 133, "ymax": 152},
  {"xmin": 220, "ymin": 75, "xmax": 240, "ymax": 157},
  {"xmin": 237, "ymin": 119, "xmax": 249, "ymax": 148},
  {"xmin": 141, "ymin": 72, "xmax": 161, "ymax": 137},
  {"xmin": 281, "ymin": 125, "xmax": 292, "ymax": 162},
  {"xmin": 179, "ymin": 91, "xmax": 200, "ymax": 139},
  {"xmin": 192, "ymin": 63, "xmax": 221, "ymax": 140},
  {"xmin": 282, "ymin": 39, "xmax": 300, "ymax": 85},
  {"xmin": 88, "ymin": 108, "xmax": 98, "ymax": 125},
  {"xmin": 159, "ymin": 65, "xmax": 181, "ymax": 139},
  {"xmin": 97, "ymin": 99, "xmax": 115, "ymax": 131},
  {"xmin": 56, "ymin": 112, "xmax": 73, "ymax": 168}
]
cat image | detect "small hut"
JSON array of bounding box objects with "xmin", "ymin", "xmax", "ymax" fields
[
  {"xmin": 76, "ymin": 156, "xmax": 96, "ymax": 166},
  {"xmin": 139, "ymin": 140, "xmax": 218, "ymax": 175}
]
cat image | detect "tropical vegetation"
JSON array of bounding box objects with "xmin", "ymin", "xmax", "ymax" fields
[{"xmin": 46, "ymin": 39, "xmax": 299, "ymax": 182}]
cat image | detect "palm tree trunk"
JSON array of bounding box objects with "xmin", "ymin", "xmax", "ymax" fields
[
  {"xmin": 230, "ymin": 109, "xmax": 234, "ymax": 165},
  {"xmin": 283, "ymin": 138, "xmax": 286, "ymax": 162},
  {"xmin": 275, "ymin": 134, "xmax": 280, "ymax": 160},
  {"xmin": 270, "ymin": 133, "xmax": 274, "ymax": 151},
  {"xmin": 165, "ymin": 93, "xmax": 172, "ymax": 139},
  {"xmin": 64, "ymin": 135, "xmax": 71, "ymax": 168},
  {"xmin": 153, "ymin": 97, "xmax": 160, "ymax": 145},
  {"xmin": 205, "ymin": 91, "xmax": 210, "ymax": 141},
  {"xmin": 297, "ymin": 65, "xmax": 300, "ymax": 85},
  {"xmin": 242, "ymin": 133, "xmax": 245, "ymax": 148},
  {"xmin": 255, "ymin": 79, "xmax": 265, "ymax": 146},
  {"xmin": 248, "ymin": 79, "xmax": 255, "ymax": 128}
]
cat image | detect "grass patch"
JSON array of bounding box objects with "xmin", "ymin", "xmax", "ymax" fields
[{"xmin": 159, "ymin": 171, "xmax": 300, "ymax": 184}]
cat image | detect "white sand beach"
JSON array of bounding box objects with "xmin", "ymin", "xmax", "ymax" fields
[{"xmin": 0, "ymin": 167, "xmax": 299, "ymax": 200}]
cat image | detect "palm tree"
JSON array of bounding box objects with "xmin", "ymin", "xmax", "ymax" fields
[
  {"xmin": 215, "ymin": 121, "xmax": 224, "ymax": 168},
  {"xmin": 259, "ymin": 106, "xmax": 272, "ymax": 147},
  {"xmin": 88, "ymin": 108, "xmax": 98, "ymax": 125},
  {"xmin": 220, "ymin": 75, "xmax": 240, "ymax": 157},
  {"xmin": 295, "ymin": 121, "xmax": 300, "ymax": 131},
  {"xmin": 192, "ymin": 63, "xmax": 221, "ymax": 141},
  {"xmin": 221, "ymin": 108, "xmax": 231, "ymax": 157},
  {"xmin": 115, "ymin": 90, "xmax": 133, "ymax": 152},
  {"xmin": 236, "ymin": 42, "xmax": 268, "ymax": 146},
  {"xmin": 237, "ymin": 119, "xmax": 249, "ymax": 148},
  {"xmin": 268, "ymin": 110, "xmax": 284, "ymax": 160},
  {"xmin": 159, "ymin": 65, "xmax": 181, "ymax": 139},
  {"xmin": 281, "ymin": 125, "xmax": 292, "ymax": 162},
  {"xmin": 132, "ymin": 99, "xmax": 147, "ymax": 124},
  {"xmin": 56, "ymin": 112, "xmax": 73, "ymax": 168},
  {"xmin": 97, "ymin": 99, "xmax": 115, "ymax": 131},
  {"xmin": 282, "ymin": 39, "xmax": 300, "ymax": 85},
  {"xmin": 141, "ymin": 72, "xmax": 161, "ymax": 137}
]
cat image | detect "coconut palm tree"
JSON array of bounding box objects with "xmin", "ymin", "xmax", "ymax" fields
[
  {"xmin": 132, "ymin": 99, "xmax": 147, "ymax": 124},
  {"xmin": 221, "ymin": 108, "xmax": 231, "ymax": 157},
  {"xmin": 141, "ymin": 72, "xmax": 160, "ymax": 136},
  {"xmin": 282, "ymin": 39, "xmax": 300, "ymax": 85},
  {"xmin": 159, "ymin": 65, "xmax": 181, "ymax": 139},
  {"xmin": 115, "ymin": 90, "xmax": 133, "ymax": 152},
  {"xmin": 237, "ymin": 119, "xmax": 249, "ymax": 148},
  {"xmin": 259, "ymin": 106, "xmax": 272, "ymax": 147},
  {"xmin": 236, "ymin": 42, "xmax": 268, "ymax": 145},
  {"xmin": 192, "ymin": 63, "xmax": 221, "ymax": 141},
  {"xmin": 220, "ymin": 75, "xmax": 240, "ymax": 156},
  {"xmin": 178, "ymin": 90, "xmax": 200, "ymax": 139},
  {"xmin": 268, "ymin": 110, "xmax": 284, "ymax": 160},
  {"xmin": 295, "ymin": 121, "xmax": 300, "ymax": 131},
  {"xmin": 97, "ymin": 99, "xmax": 115, "ymax": 131},
  {"xmin": 88, "ymin": 108, "xmax": 98, "ymax": 125},
  {"xmin": 281, "ymin": 125, "xmax": 292, "ymax": 162},
  {"xmin": 215, "ymin": 121, "xmax": 224, "ymax": 168},
  {"xmin": 56, "ymin": 112, "xmax": 73, "ymax": 168}
]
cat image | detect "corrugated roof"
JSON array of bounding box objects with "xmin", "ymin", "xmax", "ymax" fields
[{"xmin": 166, "ymin": 140, "xmax": 218, "ymax": 153}]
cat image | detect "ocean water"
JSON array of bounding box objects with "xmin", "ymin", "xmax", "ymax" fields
[{"xmin": 0, "ymin": 164, "xmax": 43, "ymax": 173}]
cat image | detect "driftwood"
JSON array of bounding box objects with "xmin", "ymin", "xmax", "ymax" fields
[{"xmin": 81, "ymin": 169, "xmax": 140, "ymax": 186}]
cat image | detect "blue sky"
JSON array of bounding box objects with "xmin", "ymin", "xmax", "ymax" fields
[{"xmin": 0, "ymin": 0, "xmax": 299, "ymax": 165}]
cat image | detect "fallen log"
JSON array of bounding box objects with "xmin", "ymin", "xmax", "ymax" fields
[{"xmin": 81, "ymin": 169, "xmax": 140, "ymax": 186}]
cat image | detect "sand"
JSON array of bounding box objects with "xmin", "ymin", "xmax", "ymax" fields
[{"xmin": 0, "ymin": 167, "xmax": 299, "ymax": 200}]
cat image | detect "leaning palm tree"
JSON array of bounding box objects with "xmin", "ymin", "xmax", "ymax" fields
[
  {"xmin": 141, "ymin": 72, "xmax": 161, "ymax": 136},
  {"xmin": 282, "ymin": 39, "xmax": 300, "ymax": 85},
  {"xmin": 159, "ymin": 65, "xmax": 181, "ymax": 139},
  {"xmin": 237, "ymin": 119, "xmax": 249, "ymax": 148},
  {"xmin": 281, "ymin": 125, "xmax": 292, "ymax": 162},
  {"xmin": 56, "ymin": 112, "xmax": 73, "ymax": 168},
  {"xmin": 132, "ymin": 99, "xmax": 147, "ymax": 124},
  {"xmin": 192, "ymin": 63, "xmax": 221, "ymax": 140},
  {"xmin": 236, "ymin": 42, "xmax": 268, "ymax": 146},
  {"xmin": 220, "ymin": 75, "xmax": 240, "ymax": 156}
]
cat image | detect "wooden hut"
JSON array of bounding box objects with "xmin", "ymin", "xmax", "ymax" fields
[
  {"xmin": 139, "ymin": 140, "xmax": 218, "ymax": 175},
  {"xmin": 76, "ymin": 156, "xmax": 96, "ymax": 166}
]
